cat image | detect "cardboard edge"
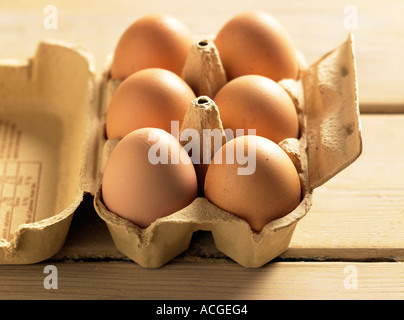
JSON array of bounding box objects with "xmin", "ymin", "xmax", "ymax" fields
[{"xmin": 0, "ymin": 192, "xmax": 82, "ymax": 264}]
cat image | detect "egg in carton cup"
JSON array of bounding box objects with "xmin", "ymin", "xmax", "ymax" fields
[
  {"xmin": 0, "ymin": 39, "xmax": 99, "ymax": 264},
  {"xmin": 94, "ymin": 29, "xmax": 362, "ymax": 268}
]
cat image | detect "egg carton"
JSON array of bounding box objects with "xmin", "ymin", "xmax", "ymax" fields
[
  {"xmin": 0, "ymin": 33, "xmax": 362, "ymax": 267},
  {"xmin": 94, "ymin": 33, "xmax": 362, "ymax": 268}
]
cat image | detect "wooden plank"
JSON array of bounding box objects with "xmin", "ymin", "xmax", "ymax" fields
[
  {"xmin": 0, "ymin": 261, "xmax": 403, "ymax": 300},
  {"xmin": 285, "ymin": 114, "xmax": 404, "ymax": 261},
  {"xmin": 0, "ymin": 0, "xmax": 403, "ymax": 108}
]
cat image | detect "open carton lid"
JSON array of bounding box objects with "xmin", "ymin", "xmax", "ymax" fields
[
  {"xmin": 303, "ymin": 33, "xmax": 362, "ymax": 190},
  {"xmin": 0, "ymin": 39, "xmax": 99, "ymax": 264}
]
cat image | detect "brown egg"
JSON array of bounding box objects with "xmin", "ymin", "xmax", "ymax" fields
[
  {"xmin": 214, "ymin": 11, "xmax": 298, "ymax": 81},
  {"xmin": 102, "ymin": 128, "xmax": 198, "ymax": 228},
  {"xmin": 106, "ymin": 68, "xmax": 196, "ymax": 139},
  {"xmin": 204, "ymin": 135, "xmax": 301, "ymax": 232},
  {"xmin": 110, "ymin": 13, "xmax": 193, "ymax": 80},
  {"xmin": 213, "ymin": 75, "xmax": 299, "ymax": 143}
]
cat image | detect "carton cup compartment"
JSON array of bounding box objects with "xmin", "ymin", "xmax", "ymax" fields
[
  {"xmin": 0, "ymin": 40, "xmax": 98, "ymax": 264},
  {"xmin": 94, "ymin": 33, "xmax": 362, "ymax": 268}
]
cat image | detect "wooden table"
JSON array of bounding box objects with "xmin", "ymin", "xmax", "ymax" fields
[{"xmin": 1, "ymin": 0, "xmax": 403, "ymax": 301}]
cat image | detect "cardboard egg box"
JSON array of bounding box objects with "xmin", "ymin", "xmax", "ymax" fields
[
  {"xmin": 0, "ymin": 32, "xmax": 362, "ymax": 267},
  {"xmin": 0, "ymin": 40, "xmax": 99, "ymax": 264}
]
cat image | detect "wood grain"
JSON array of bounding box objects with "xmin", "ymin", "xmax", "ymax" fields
[
  {"xmin": 1, "ymin": 0, "xmax": 403, "ymax": 109},
  {"xmin": 1, "ymin": 261, "xmax": 403, "ymax": 300}
]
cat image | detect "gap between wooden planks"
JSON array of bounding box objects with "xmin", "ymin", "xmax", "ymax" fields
[{"xmin": 0, "ymin": 260, "xmax": 403, "ymax": 300}]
